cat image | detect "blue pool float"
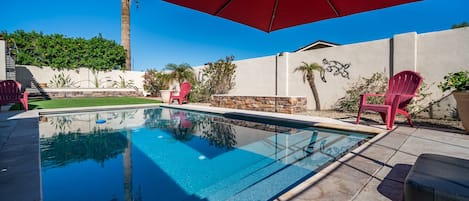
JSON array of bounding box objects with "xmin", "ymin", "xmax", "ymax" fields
[{"xmin": 96, "ymin": 119, "xmax": 106, "ymax": 124}]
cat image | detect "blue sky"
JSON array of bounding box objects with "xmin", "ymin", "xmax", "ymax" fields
[{"xmin": 1, "ymin": 0, "xmax": 468, "ymax": 72}]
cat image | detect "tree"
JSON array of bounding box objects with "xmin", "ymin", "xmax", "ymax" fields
[
  {"xmin": 451, "ymin": 21, "xmax": 468, "ymax": 29},
  {"xmin": 121, "ymin": 0, "xmax": 138, "ymax": 71},
  {"xmin": 164, "ymin": 63, "xmax": 196, "ymax": 85},
  {"xmin": 294, "ymin": 62, "xmax": 325, "ymax": 111},
  {"xmin": 203, "ymin": 56, "xmax": 237, "ymax": 95},
  {"xmin": 143, "ymin": 69, "xmax": 170, "ymax": 96}
]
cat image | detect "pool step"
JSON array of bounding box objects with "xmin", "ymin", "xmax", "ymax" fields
[
  {"xmin": 195, "ymin": 132, "xmax": 334, "ymax": 200},
  {"xmin": 196, "ymin": 133, "xmax": 366, "ymax": 200}
]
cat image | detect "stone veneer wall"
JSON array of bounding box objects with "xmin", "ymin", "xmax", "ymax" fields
[{"xmin": 211, "ymin": 95, "xmax": 307, "ymax": 114}]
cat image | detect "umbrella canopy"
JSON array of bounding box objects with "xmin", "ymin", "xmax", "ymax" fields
[{"xmin": 164, "ymin": 0, "xmax": 420, "ymax": 32}]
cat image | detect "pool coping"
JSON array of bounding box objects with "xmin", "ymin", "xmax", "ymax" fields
[
  {"xmin": 5, "ymin": 103, "xmax": 389, "ymax": 201},
  {"xmin": 161, "ymin": 104, "xmax": 386, "ymax": 135},
  {"xmin": 22, "ymin": 103, "xmax": 386, "ymax": 135}
]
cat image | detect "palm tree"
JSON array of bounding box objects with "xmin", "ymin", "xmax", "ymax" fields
[
  {"xmin": 123, "ymin": 129, "xmax": 133, "ymax": 201},
  {"xmin": 164, "ymin": 63, "xmax": 196, "ymax": 84},
  {"xmin": 294, "ymin": 62, "xmax": 325, "ymax": 111},
  {"xmin": 121, "ymin": 0, "xmax": 138, "ymax": 71}
]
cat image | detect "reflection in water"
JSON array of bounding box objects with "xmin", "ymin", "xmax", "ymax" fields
[
  {"xmin": 39, "ymin": 108, "xmax": 370, "ymax": 201},
  {"xmin": 199, "ymin": 117, "xmax": 237, "ymax": 149},
  {"xmin": 40, "ymin": 110, "xmax": 140, "ymax": 169},
  {"xmin": 40, "ymin": 108, "xmax": 241, "ymax": 169},
  {"xmin": 48, "ymin": 116, "xmax": 73, "ymax": 133},
  {"xmin": 123, "ymin": 129, "xmax": 134, "ymax": 201},
  {"xmin": 40, "ymin": 129, "xmax": 128, "ymax": 169},
  {"xmin": 144, "ymin": 108, "xmax": 238, "ymax": 149},
  {"xmin": 40, "ymin": 110, "xmax": 138, "ymax": 138}
]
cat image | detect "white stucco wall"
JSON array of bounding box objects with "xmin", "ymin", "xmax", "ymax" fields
[
  {"xmin": 416, "ymin": 27, "xmax": 469, "ymax": 118},
  {"xmin": 393, "ymin": 32, "xmax": 418, "ymax": 72},
  {"xmin": 0, "ymin": 40, "xmax": 6, "ymax": 80},
  {"xmin": 230, "ymin": 56, "xmax": 277, "ymax": 96},
  {"xmin": 287, "ymin": 39, "xmax": 391, "ymax": 109},
  {"xmin": 194, "ymin": 28, "xmax": 469, "ymax": 118},
  {"xmin": 16, "ymin": 65, "xmax": 145, "ymax": 91},
  {"xmin": 417, "ymin": 28, "xmax": 469, "ymax": 99}
]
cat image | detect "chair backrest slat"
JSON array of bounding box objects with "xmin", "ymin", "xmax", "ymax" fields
[
  {"xmin": 0, "ymin": 80, "xmax": 22, "ymax": 102},
  {"xmin": 179, "ymin": 82, "xmax": 191, "ymax": 98},
  {"xmin": 384, "ymin": 71, "xmax": 423, "ymax": 107}
]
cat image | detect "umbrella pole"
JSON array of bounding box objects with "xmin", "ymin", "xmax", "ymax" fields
[{"xmin": 275, "ymin": 54, "xmax": 278, "ymax": 113}]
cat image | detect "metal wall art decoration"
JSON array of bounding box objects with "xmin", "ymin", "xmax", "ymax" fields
[{"xmin": 322, "ymin": 58, "xmax": 351, "ymax": 79}]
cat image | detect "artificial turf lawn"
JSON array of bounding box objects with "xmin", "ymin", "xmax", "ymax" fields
[{"xmin": 10, "ymin": 97, "xmax": 162, "ymax": 110}]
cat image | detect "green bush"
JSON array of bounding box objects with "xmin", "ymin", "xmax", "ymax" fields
[
  {"xmin": 335, "ymin": 72, "xmax": 388, "ymax": 112},
  {"xmin": 408, "ymin": 81, "xmax": 433, "ymax": 116},
  {"xmin": 188, "ymin": 56, "xmax": 237, "ymax": 102},
  {"xmin": 335, "ymin": 72, "xmax": 432, "ymax": 116},
  {"xmin": 112, "ymin": 75, "xmax": 135, "ymax": 89},
  {"xmin": 49, "ymin": 72, "xmax": 79, "ymax": 88},
  {"xmin": 438, "ymin": 70, "xmax": 469, "ymax": 92},
  {"xmin": 188, "ymin": 81, "xmax": 210, "ymax": 103},
  {"xmin": 203, "ymin": 56, "xmax": 237, "ymax": 95},
  {"xmin": 143, "ymin": 69, "xmax": 169, "ymax": 96},
  {"xmin": 2, "ymin": 30, "xmax": 125, "ymax": 71}
]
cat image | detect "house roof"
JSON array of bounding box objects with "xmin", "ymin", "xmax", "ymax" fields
[{"xmin": 294, "ymin": 40, "xmax": 340, "ymax": 52}]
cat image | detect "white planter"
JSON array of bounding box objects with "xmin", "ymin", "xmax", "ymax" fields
[
  {"xmin": 160, "ymin": 90, "xmax": 174, "ymax": 103},
  {"xmin": 160, "ymin": 108, "xmax": 171, "ymax": 120},
  {"xmin": 454, "ymin": 91, "xmax": 469, "ymax": 133}
]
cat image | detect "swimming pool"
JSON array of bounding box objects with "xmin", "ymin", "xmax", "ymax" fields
[{"xmin": 39, "ymin": 107, "xmax": 371, "ymax": 201}]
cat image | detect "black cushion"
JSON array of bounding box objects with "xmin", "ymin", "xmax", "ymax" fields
[{"xmin": 405, "ymin": 153, "xmax": 469, "ymax": 201}]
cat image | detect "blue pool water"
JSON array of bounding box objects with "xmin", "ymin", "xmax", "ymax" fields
[{"xmin": 39, "ymin": 107, "xmax": 370, "ymax": 201}]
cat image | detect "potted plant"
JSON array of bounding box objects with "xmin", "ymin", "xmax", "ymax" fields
[
  {"xmin": 438, "ymin": 70, "xmax": 469, "ymax": 132},
  {"xmin": 157, "ymin": 72, "xmax": 173, "ymax": 103},
  {"xmin": 143, "ymin": 69, "xmax": 173, "ymax": 102}
]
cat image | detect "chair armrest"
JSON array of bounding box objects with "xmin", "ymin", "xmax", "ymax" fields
[
  {"xmin": 23, "ymin": 92, "xmax": 29, "ymax": 99},
  {"xmin": 360, "ymin": 94, "xmax": 385, "ymax": 104}
]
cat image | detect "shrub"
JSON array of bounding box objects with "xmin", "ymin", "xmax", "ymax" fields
[
  {"xmin": 2, "ymin": 30, "xmax": 125, "ymax": 71},
  {"xmin": 112, "ymin": 75, "xmax": 135, "ymax": 89},
  {"xmin": 438, "ymin": 70, "xmax": 469, "ymax": 92},
  {"xmin": 335, "ymin": 72, "xmax": 432, "ymax": 116},
  {"xmin": 143, "ymin": 69, "xmax": 169, "ymax": 96},
  {"xmin": 188, "ymin": 81, "xmax": 210, "ymax": 103},
  {"xmin": 203, "ymin": 56, "xmax": 236, "ymax": 95},
  {"xmin": 187, "ymin": 56, "xmax": 237, "ymax": 103},
  {"xmin": 335, "ymin": 72, "xmax": 388, "ymax": 112},
  {"xmin": 49, "ymin": 72, "xmax": 79, "ymax": 88},
  {"xmin": 408, "ymin": 81, "xmax": 433, "ymax": 117}
]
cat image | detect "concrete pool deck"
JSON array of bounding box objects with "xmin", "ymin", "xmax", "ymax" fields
[{"xmin": 1, "ymin": 104, "xmax": 468, "ymax": 201}]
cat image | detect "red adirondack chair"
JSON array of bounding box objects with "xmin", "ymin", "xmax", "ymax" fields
[
  {"xmin": 170, "ymin": 110, "xmax": 192, "ymax": 129},
  {"xmin": 0, "ymin": 80, "xmax": 29, "ymax": 111},
  {"xmin": 356, "ymin": 71, "xmax": 422, "ymax": 130},
  {"xmin": 169, "ymin": 82, "xmax": 191, "ymax": 105}
]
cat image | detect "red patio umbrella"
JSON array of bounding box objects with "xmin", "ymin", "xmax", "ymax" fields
[{"xmin": 163, "ymin": 0, "xmax": 420, "ymax": 32}]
